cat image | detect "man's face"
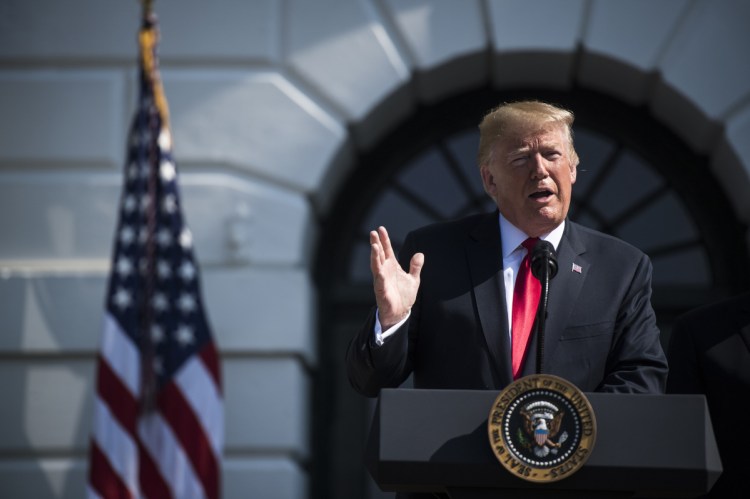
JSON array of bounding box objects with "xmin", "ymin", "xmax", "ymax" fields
[{"xmin": 480, "ymin": 125, "xmax": 577, "ymax": 237}]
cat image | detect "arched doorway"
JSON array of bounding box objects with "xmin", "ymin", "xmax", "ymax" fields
[{"xmin": 312, "ymin": 87, "xmax": 749, "ymax": 498}]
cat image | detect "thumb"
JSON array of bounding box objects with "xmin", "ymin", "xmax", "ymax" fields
[{"xmin": 409, "ymin": 252, "xmax": 424, "ymax": 278}]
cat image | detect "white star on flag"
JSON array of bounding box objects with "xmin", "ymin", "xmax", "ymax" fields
[
  {"xmin": 152, "ymin": 292, "xmax": 169, "ymax": 312},
  {"xmin": 112, "ymin": 287, "xmax": 132, "ymax": 310},
  {"xmin": 115, "ymin": 256, "xmax": 133, "ymax": 278},
  {"xmin": 160, "ymin": 159, "xmax": 176, "ymax": 181},
  {"xmin": 162, "ymin": 193, "xmax": 177, "ymax": 214},
  {"xmin": 119, "ymin": 225, "xmax": 135, "ymax": 245},
  {"xmin": 151, "ymin": 324, "xmax": 165, "ymax": 343},
  {"xmin": 179, "ymin": 227, "xmax": 193, "ymax": 249},
  {"xmin": 177, "ymin": 292, "xmax": 197, "ymax": 314},
  {"xmin": 156, "ymin": 227, "xmax": 172, "ymax": 247},
  {"xmin": 176, "ymin": 324, "xmax": 195, "ymax": 346},
  {"xmin": 123, "ymin": 194, "xmax": 137, "ymax": 213},
  {"xmin": 179, "ymin": 260, "xmax": 196, "ymax": 281},
  {"xmin": 156, "ymin": 259, "xmax": 172, "ymax": 279}
]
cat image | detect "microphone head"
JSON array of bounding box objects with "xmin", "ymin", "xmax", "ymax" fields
[{"xmin": 531, "ymin": 240, "xmax": 558, "ymax": 280}]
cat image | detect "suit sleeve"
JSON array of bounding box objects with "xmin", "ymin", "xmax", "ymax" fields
[
  {"xmin": 598, "ymin": 254, "xmax": 668, "ymax": 393},
  {"xmin": 344, "ymin": 233, "xmax": 419, "ymax": 397}
]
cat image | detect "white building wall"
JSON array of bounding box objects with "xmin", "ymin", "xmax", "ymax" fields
[{"xmin": 1, "ymin": 0, "xmax": 749, "ymax": 498}]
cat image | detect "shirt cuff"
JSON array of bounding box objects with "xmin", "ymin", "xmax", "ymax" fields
[{"xmin": 373, "ymin": 309, "xmax": 411, "ymax": 346}]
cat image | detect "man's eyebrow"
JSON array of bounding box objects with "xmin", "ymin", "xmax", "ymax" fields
[{"xmin": 508, "ymin": 144, "xmax": 532, "ymax": 154}]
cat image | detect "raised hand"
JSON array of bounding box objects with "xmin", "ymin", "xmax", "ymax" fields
[{"xmin": 370, "ymin": 226, "xmax": 424, "ymax": 331}]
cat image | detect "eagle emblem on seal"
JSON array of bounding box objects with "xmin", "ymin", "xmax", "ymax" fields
[
  {"xmin": 520, "ymin": 401, "xmax": 568, "ymax": 457},
  {"xmin": 488, "ymin": 374, "xmax": 597, "ymax": 482}
]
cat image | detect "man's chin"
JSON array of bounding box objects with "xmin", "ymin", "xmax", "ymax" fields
[{"xmin": 527, "ymin": 210, "xmax": 565, "ymax": 234}]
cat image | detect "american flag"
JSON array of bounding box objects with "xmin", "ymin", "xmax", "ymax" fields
[{"xmin": 88, "ymin": 12, "xmax": 223, "ymax": 499}]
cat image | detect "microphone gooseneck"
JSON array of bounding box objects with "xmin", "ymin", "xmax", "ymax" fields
[{"xmin": 530, "ymin": 240, "xmax": 558, "ymax": 375}]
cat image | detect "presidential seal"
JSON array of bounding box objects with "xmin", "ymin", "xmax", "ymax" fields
[{"xmin": 487, "ymin": 374, "xmax": 596, "ymax": 483}]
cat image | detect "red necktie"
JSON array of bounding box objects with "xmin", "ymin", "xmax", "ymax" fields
[{"xmin": 511, "ymin": 237, "xmax": 540, "ymax": 379}]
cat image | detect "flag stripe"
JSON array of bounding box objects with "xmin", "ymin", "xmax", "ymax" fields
[
  {"xmin": 139, "ymin": 412, "xmax": 206, "ymax": 499},
  {"xmin": 91, "ymin": 399, "xmax": 138, "ymax": 496},
  {"xmin": 87, "ymin": 484, "xmax": 105, "ymax": 499},
  {"xmin": 96, "ymin": 353, "xmax": 138, "ymax": 435},
  {"xmin": 136, "ymin": 437, "xmax": 173, "ymax": 499},
  {"xmin": 93, "ymin": 357, "xmax": 177, "ymax": 499},
  {"xmin": 176, "ymin": 346, "xmax": 223, "ymax": 455},
  {"xmin": 101, "ymin": 313, "xmax": 141, "ymax": 397},
  {"xmin": 198, "ymin": 340, "xmax": 222, "ymax": 394},
  {"xmin": 95, "ymin": 324, "xmax": 174, "ymax": 498},
  {"xmin": 89, "ymin": 441, "xmax": 133, "ymax": 499},
  {"xmin": 160, "ymin": 379, "xmax": 220, "ymax": 499}
]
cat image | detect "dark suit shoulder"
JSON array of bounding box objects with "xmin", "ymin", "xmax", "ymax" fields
[
  {"xmin": 401, "ymin": 212, "xmax": 495, "ymax": 251},
  {"xmin": 397, "ymin": 212, "xmax": 497, "ymax": 271},
  {"xmin": 567, "ymin": 221, "xmax": 648, "ymax": 262},
  {"xmin": 407, "ymin": 212, "xmax": 491, "ymax": 240}
]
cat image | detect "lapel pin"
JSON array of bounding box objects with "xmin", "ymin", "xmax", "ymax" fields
[{"xmin": 572, "ymin": 263, "xmax": 582, "ymax": 274}]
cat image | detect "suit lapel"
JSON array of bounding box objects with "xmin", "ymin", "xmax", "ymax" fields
[
  {"xmin": 466, "ymin": 212, "xmax": 513, "ymax": 386},
  {"xmin": 523, "ymin": 221, "xmax": 588, "ymax": 375}
]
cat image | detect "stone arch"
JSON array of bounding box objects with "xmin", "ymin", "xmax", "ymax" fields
[
  {"xmin": 305, "ymin": 0, "xmax": 750, "ymax": 237},
  {"xmin": 307, "ymin": 3, "xmax": 750, "ymax": 498}
]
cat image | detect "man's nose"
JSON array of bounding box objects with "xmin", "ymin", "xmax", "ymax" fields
[{"xmin": 530, "ymin": 154, "xmax": 550, "ymax": 178}]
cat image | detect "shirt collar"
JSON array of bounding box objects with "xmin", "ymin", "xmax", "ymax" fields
[{"xmin": 498, "ymin": 212, "xmax": 565, "ymax": 259}]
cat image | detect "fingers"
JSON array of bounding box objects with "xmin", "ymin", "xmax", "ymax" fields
[
  {"xmin": 369, "ymin": 230, "xmax": 384, "ymax": 270},
  {"xmin": 409, "ymin": 252, "xmax": 424, "ymax": 278},
  {"xmin": 377, "ymin": 226, "xmax": 396, "ymax": 260},
  {"xmin": 370, "ymin": 226, "xmax": 394, "ymax": 269},
  {"xmin": 371, "ymin": 227, "xmax": 423, "ymax": 279}
]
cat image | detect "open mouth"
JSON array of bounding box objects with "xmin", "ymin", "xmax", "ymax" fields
[{"xmin": 529, "ymin": 190, "xmax": 553, "ymax": 199}]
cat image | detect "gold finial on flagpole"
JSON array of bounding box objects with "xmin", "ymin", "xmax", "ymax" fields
[{"xmin": 137, "ymin": 0, "xmax": 171, "ymax": 135}]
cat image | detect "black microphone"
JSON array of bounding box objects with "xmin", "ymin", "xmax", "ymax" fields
[
  {"xmin": 531, "ymin": 240, "xmax": 558, "ymax": 280},
  {"xmin": 530, "ymin": 240, "xmax": 558, "ymax": 375}
]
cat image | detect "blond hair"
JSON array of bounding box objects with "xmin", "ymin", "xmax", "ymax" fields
[{"xmin": 477, "ymin": 100, "xmax": 579, "ymax": 168}]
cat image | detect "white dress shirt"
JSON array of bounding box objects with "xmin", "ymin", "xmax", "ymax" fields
[
  {"xmin": 499, "ymin": 214, "xmax": 563, "ymax": 341},
  {"xmin": 374, "ymin": 213, "xmax": 564, "ymax": 345}
]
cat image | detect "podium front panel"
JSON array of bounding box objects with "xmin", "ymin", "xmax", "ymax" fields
[{"xmin": 366, "ymin": 389, "xmax": 721, "ymax": 497}]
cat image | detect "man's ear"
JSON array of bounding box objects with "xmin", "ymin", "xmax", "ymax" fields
[
  {"xmin": 570, "ymin": 164, "xmax": 577, "ymax": 184},
  {"xmin": 480, "ymin": 165, "xmax": 495, "ymax": 194}
]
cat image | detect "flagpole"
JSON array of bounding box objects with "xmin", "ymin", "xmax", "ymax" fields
[
  {"xmin": 138, "ymin": 1, "xmax": 171, "ymax": 136},
  {"xmin": 89, "ymin": 2, "xmax": 223, "ymax": 496},
  {"xmin": 142, "ymin": 0, "xmax": 154, "ymax": 17},
  {"xmin": 137, "ymin": 0, "xmax": 171, "ymax": 414},
  {"xmin": 139, "ymin": 0, "xmax": 159, "ymax": 414}
]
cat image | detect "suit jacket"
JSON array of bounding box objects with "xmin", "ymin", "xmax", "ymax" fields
[
  {"xmin": 346, "ymin": 211, "xmax": 667, "ymax": 396},
  {"xmin": 667, "ymin": 291, "xmax": 750, "ymax": 498}
]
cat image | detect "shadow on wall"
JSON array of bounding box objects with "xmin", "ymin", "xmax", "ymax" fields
[{"xmin": 0, "ymin": 274, "xmax": 104, "ymax": 498}]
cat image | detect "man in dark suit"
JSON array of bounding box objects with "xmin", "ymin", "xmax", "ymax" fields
[
  {"xmin": 346, "ymin": 100, "xmax": 667, "ymax": 397},
  {"xmin": 667, "ymin": 291, "xmax": 750, "ymax": 498}
]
